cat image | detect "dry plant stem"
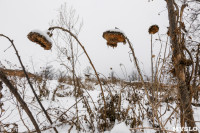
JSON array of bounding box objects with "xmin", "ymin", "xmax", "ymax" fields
[
  {"xmin": 130, "ymin": 127, "xmax": 176, "ymax": 133},
  {"xmin": 155, "ymin": 34, "xmax": 164, "ymax": 81},
  {"xmin": 79, "ymin": 82, "xmax": 97, "ymax": 110},
  {"xmin": 0, "ymin": 34, "xmax": 58, "ymax": 133},
  {"xmin": 22, "ymin": 118, "xmax": 73, "ymax": 133},
  {"xmin": 150, "ymin": 34, "xmax": 155, "ymax": 127},
  {"xmin": 16, "ymin": 102, "xmax": 31, "ymax": 132},
  {"xmin": 83, "ymin": 96, "xmax": 95, "ymax": 132},
  {"xmin": 164, "ymin": 105, "xmax": 178, "ymax": 126},
  {"xmin": 185, "ymin": 47, "xmax": 194, "ymax": 85},
  {"xmin": 153, "ymin": 34, "xmax": 167, "ymax": 125},
  {"xmin": 158, "ymin": 37, "xmax": 169, "ymax": 83},
  {"xmin": 126, "ymin": 38, "xmax": 146, "ymax": 94},
  {"xmin": 151, "ymin": 34, "xmax": 154, "ymax": 83},
  {"xmin": 166, "ymin": 0, "xmax": 197, "ymax": 132},
  {"xmin": 64, "ymin": 63, "xmax": 98, "ymax": 111},
  {"xmin": 193, "ymin": 45, "xmax": 200, "ymax": 100},
  {"xmin": 0, "ymin": 70, "xmax": 41, "ymax": 133},
  {"xmin": 125, "ymin": 37, "xmax": 166, "ymax": 131},
  {"xmin": 56, "ymin": 97, "xmax": 84, "ymax": 122},
  {"xmin": 49, "ymin": 26, "xmax": 107, "ymax": 123},
  {"xmin": 69, "ymin": 33, "xmax": 80, "ymax": 130}
]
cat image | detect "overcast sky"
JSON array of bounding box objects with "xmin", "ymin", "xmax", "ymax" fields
[{"xmin": 0, "ymin": 0, "xmax": 169, "ymax": 79}]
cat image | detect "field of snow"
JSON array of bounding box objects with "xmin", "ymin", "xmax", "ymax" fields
[{"xmin": 0, "ymin": 77, "xmax": 200, "ymax": 133}]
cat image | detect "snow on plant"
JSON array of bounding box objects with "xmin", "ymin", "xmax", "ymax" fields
[{"xmin": 27, "ymin": 30, "xmax": 52, "ymax": 50}]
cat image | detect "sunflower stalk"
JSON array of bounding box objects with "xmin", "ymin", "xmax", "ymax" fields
[
  {"xmin": 0, "ymin": 34, "xmax": 58, "ymax": 133},
  {"xmin": 125, "ymin": 37, "xmax": 166, "ymax": 131},
  {"xmin": 48, "ymin": 26, "xmax": 108, "ymax": 130}
]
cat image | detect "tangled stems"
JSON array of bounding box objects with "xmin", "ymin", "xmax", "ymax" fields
[
  {"xmin": 125, "ymin": 37, "xmax": 166, "ymax": 131},
  {"xmin": 48, "ymin": 26, "xmax": 108, "ymax": 127},
  {"xmin": 0, "ymin": 34, "xmax": 58, "ymax": 133}
]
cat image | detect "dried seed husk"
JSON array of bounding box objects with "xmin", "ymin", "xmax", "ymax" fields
[{"xmin": 27, "ymin": 32, "xmax": 52, "ymax": 50}]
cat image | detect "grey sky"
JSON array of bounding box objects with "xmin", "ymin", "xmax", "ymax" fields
[{"xmin": 0, "ymin": 0, "xmax": 169, "ymax": 79}]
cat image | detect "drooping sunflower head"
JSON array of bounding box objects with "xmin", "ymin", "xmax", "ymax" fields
[
  {"xmin": 103, "ymin": 29, "xmax": 126, "ymax": 48},
  {"xmin": 27, "ymin": 30, "xmax": 52, "ymax": 50}
]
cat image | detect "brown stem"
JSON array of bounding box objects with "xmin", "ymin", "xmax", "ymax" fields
[
  {"xmin": 16, "ymin": 102, "xmax": 31, "ymax": 132},
  {"xmin": 0, "ymin": 70, "xmax": 41, "ymax": 133},
  {"xmin": 48, "ymin": 26, "xmax": 107, "ymax": 128},
  {"xmin": 55, "ymin": 97, "xmax": 84, "ymax": 122},
  {"xmin": 151, "ymin": 34, "xmax": 154, "ymax": 83},
  {"xmin": 166, "ymin": 1, "xmax": 197, "ymax": 132},
  {"xmin": 193, "ymin": 45, "xmax": 200, "ymax": 101},
  {"xmin": 150, "ymin": 34, "xmax": 155, "ymax": 126},
  {"xmin": 69, "ymin": 32, "xmax": 80, "ymax": 130},
  {"xmin": 126, "ymin": 37, "xmax": 166, "ymax": 131},
  {"xmin": 0, "ymin": 34, "xmax": 58, "ymax": 133}
]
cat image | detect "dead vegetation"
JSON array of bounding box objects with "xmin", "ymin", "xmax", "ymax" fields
[
  {"xmin": 1, "ymin": 68, "xmax": 38, "ymax": 78},
  {"xmin": 1, "ymin": 1, "xmax": 200, "ymax": 133},
  {"xmin": 103, "ymin": 30, "xmax": 126, "ymax": 47},
  {"xmin": 27, "ymin": 31, "xmax": 52, "ymax": 50},
  {"xmin": 148, "ymin": 25, "xmax": 159, "ymax": 34}
]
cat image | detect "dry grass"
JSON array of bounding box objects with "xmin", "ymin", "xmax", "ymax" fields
[{"xmin": 2, "ymin": 69, "xmax": 36, "ymax": 78}]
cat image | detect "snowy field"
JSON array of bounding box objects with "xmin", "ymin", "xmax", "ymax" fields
[{"xmin": 0, "ymin": 77, "xmax": 200, "ymax": 133}]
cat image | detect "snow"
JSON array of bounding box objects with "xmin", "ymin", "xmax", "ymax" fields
[
  {"xmin": 104, "ymin": 28, "xmax": 126, "ymax": 37},
  {"xmin": 107, "ymin": 122, "xmax": 130, "ymax": 133},
  {"xmin": 1, "ymin": 78, "xmax": 200, "ymax": 133}
]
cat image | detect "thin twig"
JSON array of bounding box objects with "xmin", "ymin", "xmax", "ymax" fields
[
  {"xmin": 49, "ymin": 26, "xmax": 107, "ymax": 126},
  {"xmin": 126, "ymin": 37, "xmax": 166, "ymax": 132},
  {"xmin": 0, "ymin": 34, "xmax": 58, "ymax": 133},
  {"xmin": 130, "ymin": 127, "xmax": 177, "ymax": 133}
]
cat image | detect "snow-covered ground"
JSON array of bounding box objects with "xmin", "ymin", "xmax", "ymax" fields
[{"xmin": 0, "ymin": 78, "xmax": 200, "ymax": 133}]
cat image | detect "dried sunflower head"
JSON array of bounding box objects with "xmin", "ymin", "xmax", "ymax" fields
[
  {"xmin": 148, "ymin": 25, "xmax": 159, "ymax": 34},
  {"xmin": 103, "ymin": 29, "xmax": 126, "ymax": 48},
  {"xmin": 27, "ymin": 31, "xmax": 52, "ymax": 50}
]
